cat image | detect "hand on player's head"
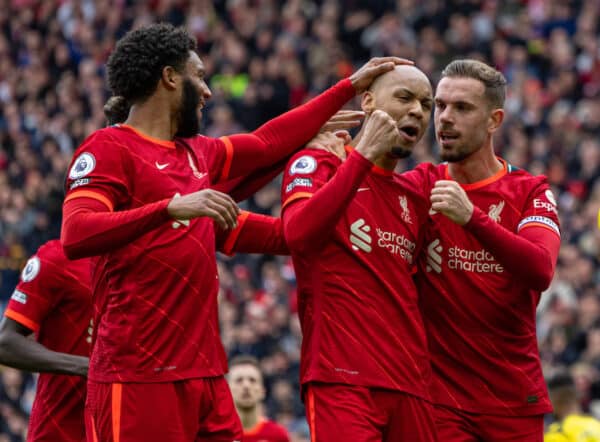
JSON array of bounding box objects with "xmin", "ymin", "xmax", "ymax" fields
[
  {"xmin": 350, "ymin": 57, "xmax": 414, "ymax": 94},
  {"xmin": 355, "ymin": 109, "xmax": 402, "ymax": 162},
  {"xmin": 306, "ymin": 131, "xmax": 350, "ymax": 159},
  {"xmin": 167, "ymin": 189, "xmax": 240, "ymax": 230}
]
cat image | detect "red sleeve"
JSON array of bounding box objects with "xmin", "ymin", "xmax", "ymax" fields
[
  {"xmin": 61, "ymin": 197, "xmax": 172, "ymax": 260},
  {"xmin": 4, "ymin": 245, "xmax": 61, "ymax": 333},
  {"xmin": 465, "ymin": 182, "xmax": 561, "ymax": 291},
  {"xmin": 282, "ymin": 150, "xmax": 373, "ymax": 254},
  {"xmin": 63, "ymin": 131, "xmax": 131, "ymax": 212},
  {"xmin": 208, "ymin": 79, "xmax": 355, "ymax": 183},
  {"xmin": 216, "ymin": 211, "xmax": 288, "ymax": 256}
]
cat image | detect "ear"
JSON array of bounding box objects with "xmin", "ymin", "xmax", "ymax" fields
[
  {"xmin": 161, "ymin": 65, "xmax": 180, "ymax": 91},
  {"xmin": 361, "ymin": 91, "xmax": 376, "ymax": 114},
  {"xmin": 488, "ymin": 108, "xmax": 504, "ymax": 134}
]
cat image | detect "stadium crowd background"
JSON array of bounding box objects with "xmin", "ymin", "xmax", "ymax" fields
[{"xmin": 0, "ymin": 0, "xmax": 599, "ymax": 440}]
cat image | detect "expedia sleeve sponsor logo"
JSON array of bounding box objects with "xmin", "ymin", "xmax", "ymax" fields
[
  {"xmin": 10, "ymin": 290, "xmax": 27, "ymax": 304},
  {"xmin": 285, "ymin": 178, "xmax": 312, "ymax": 193},
  {"xmin": 69, "ymin": 178, "xmax": 91, "ymax": 190},
  {"xmin": 517, "ymin": 215, "xmax": 560, "ymax": 236}
]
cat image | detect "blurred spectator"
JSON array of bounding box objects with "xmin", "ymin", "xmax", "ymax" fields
[{"xmin": 0, "ymin": 0, "xmax": 599, "ymax": 439}]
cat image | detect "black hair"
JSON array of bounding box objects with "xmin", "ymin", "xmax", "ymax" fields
[
  {"xmin": 106, "ymin": 23, "xmax": 197, "ymax": 103},
  {"xmin": 103, "ymin": 96, "xmax": 130, "ymax": 125}
]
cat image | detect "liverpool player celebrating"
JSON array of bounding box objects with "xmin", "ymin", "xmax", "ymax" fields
[
  {"xmin": 227, "ymin": 355, "xmax": 290, "ymax": 442},
  {"xmin": 281, "ymin": 65, "xmax": 437, "ymax": 441},
  {"xmin": 60, "ymin": 23, "xmax": 404, "ymax": 442},
  {"xmin": 0, "ymin": 240, "xmax": 91, "ymax": 441},
  {"xmin": 417, "ymin": 60, "xmax": 561, "ymax": 440}
]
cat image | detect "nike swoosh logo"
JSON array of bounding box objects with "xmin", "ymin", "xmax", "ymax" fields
[
  {"xmin": 155, "ymin": 162, "xmax": 169, "ymax": 170},
  {"xmin": 357, "ymin": 188, "xmax": 370, "ymax": 192}
]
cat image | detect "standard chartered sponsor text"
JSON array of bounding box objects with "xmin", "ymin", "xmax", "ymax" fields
[
  {"xmin": 375, "ymin": 228, "xmax": 415, "ymax": 263},
  {"xmin": 448, "ymin": 245, "xmax": 504, "ymax": 273}
]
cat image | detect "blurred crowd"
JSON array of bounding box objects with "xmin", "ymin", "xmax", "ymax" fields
[{"xmin": 0, "ymin": 0, "xmax": 599, "ymax": 440}]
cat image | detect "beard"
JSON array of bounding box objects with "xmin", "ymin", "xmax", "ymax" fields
[{"xmin": 175, "ymin": 78, "xmax": 201, "ymax": 138}]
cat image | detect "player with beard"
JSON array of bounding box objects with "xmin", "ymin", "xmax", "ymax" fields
[
  {"xmin": 60, "ymin": 23, "xmax": 406, "ymax": 442},
  {"xmin": 227, "ymin": 356, "xmax": 289, "ymax": 442},
  {"xmin": 415, "ymin": 59, "xmax": 561, "ymax": 440},
  {"xmin": 280, "ymin": 65, "xmax": 438, "ymax": 441}
]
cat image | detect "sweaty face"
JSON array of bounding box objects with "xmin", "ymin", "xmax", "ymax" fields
[
  {"xmin": 227, "ymin": 364, "xmax": 265, "ymax": 411},
  {"xmin": 365, "ymin": 66, "xmax": 433, "ymax": 158},
  {"xmin": 175, "ymin": 51, "xmax": 211, "ymax": 138},
  {"xmin": 434, "ymin": 77, "xmax": 493, "ymax": 162}
]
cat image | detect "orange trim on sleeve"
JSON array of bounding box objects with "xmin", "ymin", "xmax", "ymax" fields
[
  {"xmin": 307, "ymin": 386, "xmax": 316, "ymax": 439},
  {"xmin": 445, "ymin": 158, "xmax": 508, "ymax": 190},
  {"xmin": 244, "ymin": 418, "xmax": 266, "ymax": 436},
  {"xmin": 4, "ymin": 309, "xmax": 40, "ymax": 333},
  {"xmin": 219, "ymin": 136, "xmax": 234, "ymax": 182},
  {"xmin": 119, "ymin": 124, "xmax": 175, "ymax": 149},
  {"xmin": 65, "ymin": 190, "xmax": 114, "ymax": 212},
  {"xmin": 281, "ymin": 192, "xmax": 313, "ymax": 211},
  {"xmin": 518, "ymin": 222, "xmax": 560, "ymax": 236},
  {"xmin": 112, "ymin": 383, "xmax": 122, "ymax": 442},
  {"xmin": 222, "ymin": 211, "xmax": 251, "ymax": 255}
]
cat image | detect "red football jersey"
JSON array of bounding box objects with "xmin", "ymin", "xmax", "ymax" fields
[
  {"xmin": 5, "ymin": 240, "xmax": 92, "ymax": 442},
  {"xmin": 281, "ymin": 149, "xmax": 435, "ymax": 399},
  {"xmin": 63, "ymin": 124, "xmax": 244, "ymax": 382},
  {"xmin": 416, "ymin": 160, "xmax": 560, "ymax": 416},
  {"xmin": 243, "ymin": 418, "xmax": 290, "ymax": 442}
]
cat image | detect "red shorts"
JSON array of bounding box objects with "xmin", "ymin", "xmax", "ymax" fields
[
  {"xmin": 304, "ymin": 382, "xmax": 437, "ymax": 442},
  {"xmin": 85, "ymin": 377, "xmax": 242, "ymax": 442},
  {"xmin": 434, "ymin": 404, "xmax": 543, "ymax": 441}
]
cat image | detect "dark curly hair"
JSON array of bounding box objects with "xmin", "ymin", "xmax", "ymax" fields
[
  {"xmin": 103, "ymin": 96, "xmax": 130, "ymax": 125},
  {"xmin": 106, "ymin": 23, "xmax": 197, "ymax": 103}
]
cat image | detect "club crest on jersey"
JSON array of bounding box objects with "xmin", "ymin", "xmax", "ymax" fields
[
  {"xmin": 69, "ymin": 153, "xmax": 96, "ymax": 179},
  {"xmin": 488, "ymin": 200, "xmax": 505, "ymax": 223},
  {"xmin": 21, "ymin": 256, "xmax": 40, "ymax": 282},
  {"xmin": 290, "ymin": 155, "xmax": 317, "ymax": 175},
  {"xmin": 399, "ymin": 195, "xmax": 412, "ymax": 224}
]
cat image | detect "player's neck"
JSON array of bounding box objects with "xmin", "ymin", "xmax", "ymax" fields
[
  {"xmin": 125, "ymin": 98, "xmax": 178, "ymax": 141},
  {"xmin": 446, "ymin": 142, "xmax": 503, "ymax": 184},
  {"xmin": 238, "ymin": 407, "xmax": 261, "ymax": 430}
]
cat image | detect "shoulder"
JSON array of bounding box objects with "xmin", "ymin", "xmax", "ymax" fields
[{"xmin": 286, "ymin": 149, "xmax": 341, "ymax": 173}]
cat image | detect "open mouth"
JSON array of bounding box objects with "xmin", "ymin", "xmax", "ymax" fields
[
  {"xmin": 399, "ymin": 125, "xmax": 419, "ymax": 139},
  {"xmin": 439, "ymin": 131, "xmax": 460, "ymax": 142}
]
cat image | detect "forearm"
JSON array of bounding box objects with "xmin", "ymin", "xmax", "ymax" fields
[
  {"xmin": 0, "ymin": 331, "xmax": 88, "ymax": 376},
  {"xmin": 221, "ymin": 212, "xmax": 289, "ymax": 255},
  {"xmin": 224, "ymin": 79, "xmax": 355, "ymax": 179},
  {"xmin": 465, "ymin": 206, "xmax": 560, "ymax": 290},
  {"xmin": 61, "ymin": 197, "xmax": 172, "ymax": 259},
  {"xmin": 283, "ymin": 151, "xmax": 372, "ymax": 253}
]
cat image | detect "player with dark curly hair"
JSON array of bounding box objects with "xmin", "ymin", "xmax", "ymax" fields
[{"xmin": 61, "ymin": 22, "xmax": 408, "ymax": 442}]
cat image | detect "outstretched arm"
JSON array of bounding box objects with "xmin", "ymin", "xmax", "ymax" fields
[{"xmin": 214, "ymin": 57, "xmax": 411, "ymax": 182}]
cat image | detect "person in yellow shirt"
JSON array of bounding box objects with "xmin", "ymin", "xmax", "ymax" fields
[{"xmin": 545, "ymin": 372, "xmax": 600, "ymax": 441}]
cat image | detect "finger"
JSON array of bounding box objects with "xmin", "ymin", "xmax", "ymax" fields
[
  {"xmin": 322, "ymin": 120, "xmax": 362, "ymax": 132},
  {"xmin": 372, "ymin": 56, "xmax": 414, "ymax": 66},
  {"xmin": 205, "ymin": 208, "xmax": 228, "ymax": 230},
  {"xmin": 207, "ymin": 199, "xmax": 238, "ymax": 229},
  {"xmin": 367, "ymin": 62, "xmax": 396, "ymax": 76},
  {"xmin": 329, "ymin": 110, "xmax": 366, "ymax": 119}
]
